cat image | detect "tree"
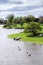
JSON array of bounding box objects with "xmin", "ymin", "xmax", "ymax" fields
[
  {"xmin": 34, "ymin": 18, "xmax": 39, "ymax": 22},
  {"xmin": 25, "ymin": 17, "xmax": 31, "ymax": 23},
  {"xmin": 24, "ymin": 22, "xmax": 42, "ymax": 36},
  {"xmin": 39, "ymin": 16, "xmax": 43, "ymax": 23},
  {"xmin": 6, "ymin": 14, "xmax": 14, "ymax": 24},
  {"xmin": 0, "ymin": 18, "xmax": 5, "ymax": 24},
  {"xmin": 27, "ymin": 15, "xmax": 35, "ymax": 22},
  {"xmin": 6, "ymin": 14, "xmax": 14, "ymax": 28}
]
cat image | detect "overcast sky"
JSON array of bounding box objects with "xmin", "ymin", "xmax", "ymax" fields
[{"xmin": 0, "ymin": 0, "xmax": 43, "ymax": 19}]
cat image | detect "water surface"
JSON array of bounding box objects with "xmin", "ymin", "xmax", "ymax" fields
[{"xmin": 0, "ymin": 26, "xmax": 43, "ymax": 65}]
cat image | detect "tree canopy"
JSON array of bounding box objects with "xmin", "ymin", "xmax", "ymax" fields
[{"xmin": 24, "ymin": 22, "xmax": 42, "ymax": 36}]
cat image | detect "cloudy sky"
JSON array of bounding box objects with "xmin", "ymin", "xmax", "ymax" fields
[{"xmin": 0, "ymin": 0, "xmax": 43, "ymax": 19}]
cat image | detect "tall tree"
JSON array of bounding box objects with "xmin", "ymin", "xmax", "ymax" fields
[{"xmin": 6, "ymin": 14, "xmax": 14, "ymax": 28}]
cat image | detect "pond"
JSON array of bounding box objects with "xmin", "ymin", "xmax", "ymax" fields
[{"xmin": 0, "ymin": 25, "xmax": 43, "ymax": 65}]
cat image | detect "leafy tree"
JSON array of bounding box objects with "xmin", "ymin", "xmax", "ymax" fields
[
  {"xmin": 7, "ymin": 14, "xmax": 14, "ymax": 24},
  {"xmin": 27, "ymin": 15, "xmax": 35, "ymax": 22},
  {"xmin": 23, "ymin": 23, "xmax": 28, "ymax": 28},
  {"xmin": 34, "ymin": 18, "xmax": 39, "ymax": 22},
  {"xmin": 24, "ymin": 22, "xmax": 42, "ymax": 36},
  {"xmin": 6, "ymin": 14, "xmax": 14, "ymax": 28},
  {"xmin": 39, "ymin": 16, "xmax": 43, "ymax": 23},
  {"xmin": 15, "ymin": 24, "xmax": 22, "ymax": 29}
]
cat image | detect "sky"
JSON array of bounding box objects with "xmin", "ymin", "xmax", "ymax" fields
[{"xmin": 0, "ymin": 0, "xmax": 43, "ymax": 19}]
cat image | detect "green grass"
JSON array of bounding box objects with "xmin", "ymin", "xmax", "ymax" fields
[{"xmin": 8, "ymin": 32, "xmax": 43, "ymax": 44}]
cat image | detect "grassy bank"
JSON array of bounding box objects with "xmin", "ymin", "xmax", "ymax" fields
[
  {"xmin": 8, "ymin": 32, "xmax": 43, "ymax": 44},
  {"xmin": 8, "ymin": 23, "xmax": 43, "ymax": 44}
]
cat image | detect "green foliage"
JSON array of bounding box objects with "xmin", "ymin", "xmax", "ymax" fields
[
  {"xmin": 39, "ymin": 16, "xmax": 43, "ymax": 23},
  {"xmin": 6, "ymin": 14, "xmax": 14, "ymax": 27},
  {"xmin": 27, "ymin": 15, "xmax": 35, "ymax": 22},
  {"xmin": 3, "ymin": 14, "xmax": 43, "ymax": 29},
  {"xmin": 15, "ymin": 24, "xmax": 22, "ymax": 29},
  {"xmin": 24, "ymin": 22, "xmax": 42, "ymax": 35},
  {"xmin": 23, "ymin": 23, "xmax": 28, "ymax": 28},
  {"xmin": 11, "ymin": 24, "xmax": 15, "ymax": 28},
  {"xmin": 6, "ymin": 14, "xmax": 14, "ymax": 23}
]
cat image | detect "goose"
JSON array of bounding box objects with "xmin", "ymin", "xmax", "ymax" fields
[
  {"xmin": 27, "ymin": 52, "xmax": 28, "ymax": 54},
  {"xmin": 28, "ymin": 54, "xmax": 31, "ymax": 56},
  {"xmin": 18, "ymin": 46, "xmax": 21, "ymax": 50}
]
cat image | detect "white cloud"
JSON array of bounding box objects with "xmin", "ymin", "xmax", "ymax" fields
[
  {"xmin": 28, "ymin": 7, "xmax": 43, "ymax": 17},
  {"xmin": 0, "ymin": 7, "xmax": 43, "ymax": 19},
  {"xmin": 0, "ymin": 0, "xmax": 42, "ymax": 11},
  {"xmin": 0, "ymin": 0, "xmax": 43, "ymax": 18},
  {"xmin": 0, "ymin": 3, "xmax": 16, "ymax": 10},
  {"xmin": 30, "ymin": 7, "xmax": 43, "ymax": 12},
  {"xmin": 7, "ymin": 0, "xmax": 43, "ymax": 6}
]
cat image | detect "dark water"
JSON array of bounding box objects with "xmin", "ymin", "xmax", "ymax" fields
[{"xmin": 0, "ymin": 25, "xmax": 43, "ymax": 65}]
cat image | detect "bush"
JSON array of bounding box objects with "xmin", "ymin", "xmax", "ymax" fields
[
  {"xmin": 24, "ymin": 22, "xmax": 42, "ymax": 36},
  {"xmin": 23, "ymin": 23, "xmax": 28, "ymax": 28},
  {"xmin": 15, "ymin": 24, "xmax": 22, "ymax": 29},
  {"xmin": 11, "ymin": 24, "xmax": 15, "ymax": 28}
]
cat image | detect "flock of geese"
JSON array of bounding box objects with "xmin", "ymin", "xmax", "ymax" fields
[{"xmin": 18, "ymin": 46, "xmax": 31, "ymax": 56}]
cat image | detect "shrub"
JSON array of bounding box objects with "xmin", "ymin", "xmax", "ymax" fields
[
  {"xmin": 15, "ymin": 24, "xmax": 22, "ymax": 29},
  {"xmin": 23, "ymin": 23, "xmax": 28, "ymax": 28},
  {"xmin": 24, "ymin": 22, "xmax": 42, "ymax": 36}
]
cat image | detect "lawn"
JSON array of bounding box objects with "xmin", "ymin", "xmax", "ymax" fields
[{"xmin": 8, "ymin": 32, "xmax": 43, "ymax": 44}]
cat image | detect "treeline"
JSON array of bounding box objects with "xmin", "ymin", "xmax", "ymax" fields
[{"xmin": 3, "ymin": 14, "xmax": 43, "ymax": 28}]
